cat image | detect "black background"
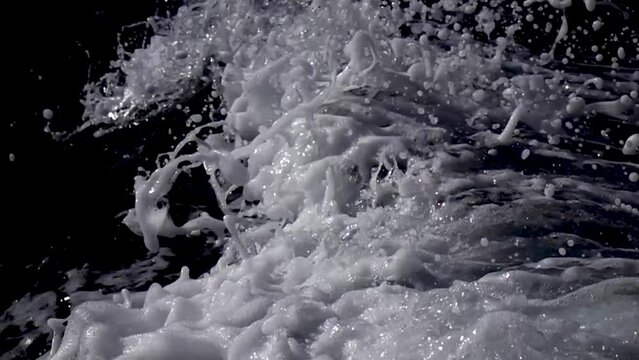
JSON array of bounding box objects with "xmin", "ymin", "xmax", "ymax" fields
[{"xmin": 2, "ymin": 0, "xmax": 187, "ymax": 310}]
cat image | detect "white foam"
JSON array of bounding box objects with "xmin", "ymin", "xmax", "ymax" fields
[{"xmin": 40, "ymin": 0, "xmax": 639, "ymax": 359}]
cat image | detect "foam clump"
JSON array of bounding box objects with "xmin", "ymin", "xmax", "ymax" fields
[
  {"xmin": 47, "ymin": 250, "xmax": 639, "ymax": 359},
  {"xmin": 44, "ymin": 0, "xmax": 639, "ymax": 359}
]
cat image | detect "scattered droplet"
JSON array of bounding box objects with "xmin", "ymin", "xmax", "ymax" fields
[
  {"xmin": 42, "ymin": 108, "xmax": 54, "ymax": 120},
  {"xmin": 592, "ymin": 20, "xmax": 603, "ymax": 31},
  {"xmin": 617, "ymin": 47, "xmax": 626, "ymax": 60}
]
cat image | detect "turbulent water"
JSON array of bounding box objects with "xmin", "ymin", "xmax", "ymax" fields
[{"xmin": 3, "ymin": 0, "xmax": 639, "ymax": 359}]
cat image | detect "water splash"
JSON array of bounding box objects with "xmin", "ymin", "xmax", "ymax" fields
[{"xmin": 20, "ymin": 0, "xmax": 639, "ymax": 358}]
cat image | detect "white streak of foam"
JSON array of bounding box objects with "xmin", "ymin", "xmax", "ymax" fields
[{"xmin": 498, "ymin": 102, "xmax": 527, "ymax": 144}]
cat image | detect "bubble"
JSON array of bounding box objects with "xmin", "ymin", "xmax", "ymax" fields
[
  {"xmin": 189, "ymin": 114, "xmax": 203, "ymax": 123},
  {"xmin": 480, "ymin": 237, "xmax": 489, "ymax": 247},
  {"xmin": 42, "ymin": 108, "xmax": 54, "ymax": 120},
  {"xmin": 437, "ymin": 28, "xmax": 449, "ymax": 40},
  {"xmin": 630, "ymin": 172, "xmax": 639, "ymax": 183},
  {"xmin": 566, "ymin": 97, "xmax": 585, "ymax": 114},
  {"xmin": 521, "ymin": 149, "xmax": 531, "ymax": 160},
  {"xmin": 472, "ymin": 89, "xmax": 486, "ymax": 102},
  {"xmin": 558, "ymin": 247, "xmax": 567, "ymax": 256}
]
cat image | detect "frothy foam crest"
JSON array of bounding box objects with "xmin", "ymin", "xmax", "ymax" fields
[{"xmin": 41, "ymin": 0, "xmax": 639, "ymax": 359}]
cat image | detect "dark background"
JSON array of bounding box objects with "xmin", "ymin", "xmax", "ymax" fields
[
  {"xmin": 2, "ymin": 2, "xmax": 234, "ymax": 356},
  {"xmin": 2, "ymin": 0, "xmax": 191, "ymax": 312}
]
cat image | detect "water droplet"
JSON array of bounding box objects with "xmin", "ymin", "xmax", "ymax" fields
[{"xmin": 42, "ymin": 108, "xmax": 54, "ymax": 120}]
